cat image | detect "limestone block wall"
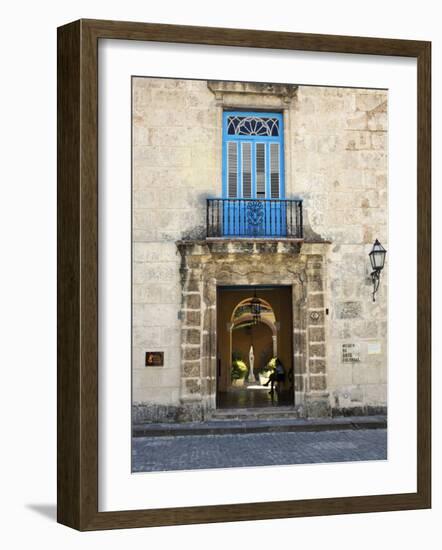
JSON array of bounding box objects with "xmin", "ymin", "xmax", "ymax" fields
[
  {"xmin": 132, "ymin": 77, "xmax": 388, "ymax": 419},
  {"xmin": 132, "ymin": 78, "xmax": 219, "ymax": 413},
  {"xmin": 288, "ymin": 86, "xmax": 388, "ymax": 413}
]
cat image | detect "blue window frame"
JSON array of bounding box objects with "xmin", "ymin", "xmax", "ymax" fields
[
  {"xmin": 222, "ymin": 111, "xmax": 285, "ymax": 199},
  {"xmin": 222, "ymin": 111, "xmax": 286, "ymax": 236}
]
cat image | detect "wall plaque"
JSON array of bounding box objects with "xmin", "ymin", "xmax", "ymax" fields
[
  {"xmin": 145, "ymin": 351, "xmax": 164, "ymax": 367},
  {"xmin": 342, "ymin": 343, "xmax": 360, "ymax": 363}
]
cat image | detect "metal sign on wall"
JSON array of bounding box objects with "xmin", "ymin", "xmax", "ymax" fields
[
  {"xmin": 145, "ymin": 351, "xmax": 164, "ymax": 367},
  {"xmin": 342, "ymin": 343, "xmax": 360, "ymax": 363}
]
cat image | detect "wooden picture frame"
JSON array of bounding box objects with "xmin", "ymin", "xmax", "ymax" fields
[{"xmin": 57, "ymin": 19, "xmax": 431, "ymax": 530}]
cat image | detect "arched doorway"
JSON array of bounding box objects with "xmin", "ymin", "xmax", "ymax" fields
[
  {"xmin": 231, "ymin": 297, "xmax": 277, "ymax": 385},
  {"xmin": 216, "ymin": 287, "xmax": 294, "ymax": 409}
]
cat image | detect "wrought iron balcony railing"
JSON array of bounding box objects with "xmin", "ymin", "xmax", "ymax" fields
[{"xmin": 206, "ymin": 198, "xmax": 303, "ymax": 239}]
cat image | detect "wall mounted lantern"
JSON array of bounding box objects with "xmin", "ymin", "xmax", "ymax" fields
[
  {"xmin": 369, "ymin": 239, "xmax": 387, "ymax": 302},
  {"xmin": 250, "ymin": 288, "xmax": 261, "ymax": 324}
]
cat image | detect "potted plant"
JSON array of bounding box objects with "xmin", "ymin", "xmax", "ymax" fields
[{"xmin": 231, "ymin": 352, "xmax": 248, "ymax": 386}]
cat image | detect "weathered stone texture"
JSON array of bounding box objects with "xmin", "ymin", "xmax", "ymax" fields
[
  {"xmin": 305, "ymin": 398, "xmax": 331, "ymax": 418},
  {"xmin": 309, "ymin": 327, "xmax": 326, "ymax": 342},
  {"xmin": 182, "ymin": 347, "xmax": 201, "ymax": 361},
  {"xmin": 182, "ymin": 310, "xmax": 201, "ymax": 327},
  {"xmin": 185, "ymin": 379, "xmax": 201, "ymax": 394},
  {"xmin": 310, "ymin": 376, "xmax": 327, "ymax": 391},
  {"xmin": 183, "ymin": 294, "xmax": 201, "ymax": 310},
  {"xmin": 294, "ymin": 375, "xmax": 304, "ymax": 391},
  {"xmin": 309, "ymin": 310, "xmax": 325, "ymax": 324},
  {"xmin": 182, "ymin": 329, "xmax": 201, "ymax": 345},
  {"xmin": 309, "ymin": 293, "xmax": 325, "ymax": 308},
  {"xmin": 336, "ymin": 301, "xmax": 362, "ymax": 319},
  {"xmin": 309, "ymin": 343, "xmax": 326, "ymax": 358},
  {"xmin": 309, "ymin": 359, "xmax": 326, "ymax": 374},
  {"xmin": 132, "ymin": 402, "xmax": 205, "ymax": 424},
  {"xmin": 182, "ymin": 361, "xmax": 200, "ymax": 377}
]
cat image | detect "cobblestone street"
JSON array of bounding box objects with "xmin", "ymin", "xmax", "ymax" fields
[{"xmin": 132, "ymin": 428, "xmax": 387, "ymax": 472}]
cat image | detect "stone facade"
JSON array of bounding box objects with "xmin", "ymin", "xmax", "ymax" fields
[{"xmin": 132, "ymin": 77, "xmax": 388, "ymax": 422}]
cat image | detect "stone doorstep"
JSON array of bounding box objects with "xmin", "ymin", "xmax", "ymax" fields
[
  {"xmin": 132, "ymin": 414, "xmax": 387, "ymax": 438},
  {"xmin": 210, "ymin": 407, "xmax": 300, "ymax": 420}
]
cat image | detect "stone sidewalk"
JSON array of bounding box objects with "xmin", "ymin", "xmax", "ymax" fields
[
  {"xmin": 132, "ymin": 428, "xmax": 387, "ymax": 472},
  {"xmin": 132, "ymin": 415, "xmax": 387, "ymax": 437}
]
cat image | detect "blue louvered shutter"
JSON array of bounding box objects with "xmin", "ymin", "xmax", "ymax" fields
[
  {"xmin": 242, "ymin": 142, "xmax": 252, "ymax": 198},
  {"xmin": 227, "ymin": 142, "xmax": 238, "ymax": 198}
]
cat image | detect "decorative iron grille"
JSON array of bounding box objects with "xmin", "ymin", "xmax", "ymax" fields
[
  {"xmin": 226, "ymin": 115, "xmax": 280, "ymax": 136},
  {"xmin": 206, "ymin": 198, "xmax": 303, "ymax": 238}
]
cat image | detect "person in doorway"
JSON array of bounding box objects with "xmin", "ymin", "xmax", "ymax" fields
[{"xmin": 264, "ymin": 358, "xmax": 285, "ymax": 395}]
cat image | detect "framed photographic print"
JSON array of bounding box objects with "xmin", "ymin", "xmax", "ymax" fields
[{"xmin": 57, "ymin": 19, "xmax": 431, "ymax": 530}]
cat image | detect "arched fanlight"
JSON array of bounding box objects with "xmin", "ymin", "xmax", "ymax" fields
[{"xmin": 369, "ymin": 239, "xmax": 387, "ymax": 302}]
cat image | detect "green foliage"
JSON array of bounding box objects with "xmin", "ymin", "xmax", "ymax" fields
[
  {"xmin": 231, "ymin": 359, "xmax": 248, "ymax": 381},
  {"xmin": 261, "ymin": 356, "xmax": 278, "ymax": 373}
]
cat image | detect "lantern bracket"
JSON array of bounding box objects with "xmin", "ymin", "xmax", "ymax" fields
[{"xmin": 368, "ymin": 239, "xmax": 387, "ymax": 302}]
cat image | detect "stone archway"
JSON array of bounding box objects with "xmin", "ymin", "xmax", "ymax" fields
[{"xmin": 177, "ymin": 239, "xmax": 331, "ymax": 420}]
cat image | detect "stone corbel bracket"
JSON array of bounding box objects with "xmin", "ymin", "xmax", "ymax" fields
[{"xmin": 207, "ymin": 80, "xmax": 298, "ymax": 107}]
